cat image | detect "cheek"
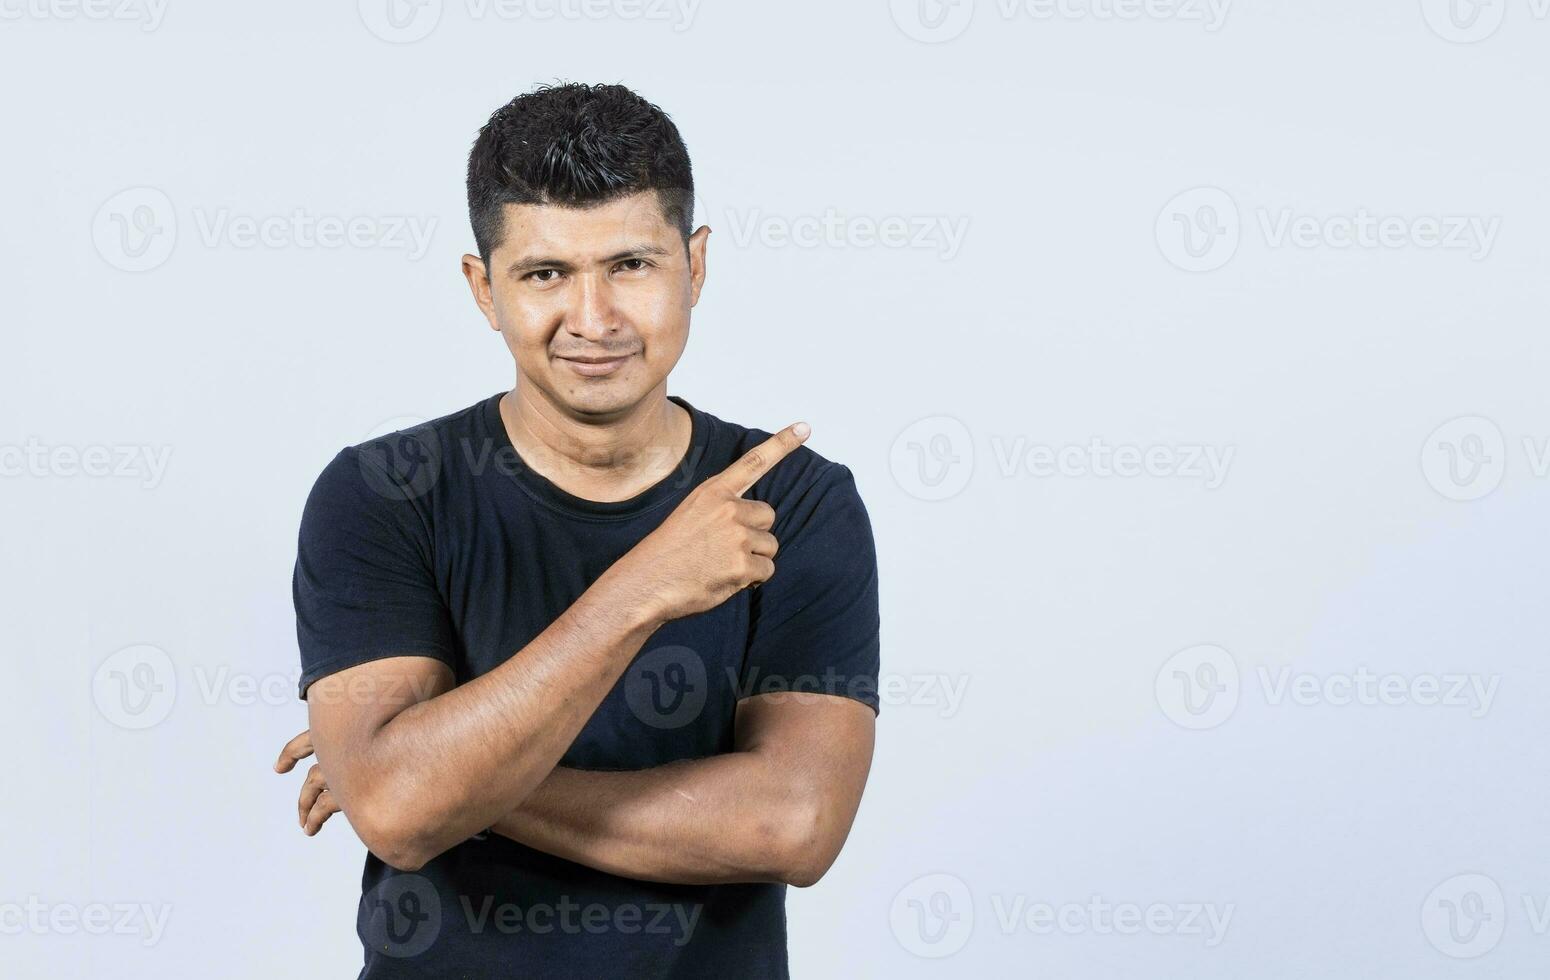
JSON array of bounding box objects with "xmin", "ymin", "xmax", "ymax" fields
[
  {"xmin": 627, "ymin": 283, "xmax": 691, "ymax": 355},
  {"xmin": 493, "ymin": 295, "xmax": 555, "ymax": 350}
]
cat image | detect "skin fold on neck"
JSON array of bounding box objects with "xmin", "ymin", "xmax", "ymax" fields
[{"xmin": 498, "ymin": 384, "xmax": 693, "ymax": 504}]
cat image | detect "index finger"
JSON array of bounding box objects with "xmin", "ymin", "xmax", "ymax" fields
[
  {"xmin": 721, "ymin": 422, "xmax": 810, "ymax": 497},
  {"xmin": 274, "ymin": 729, "xmax": 314, "ymax": 773}
]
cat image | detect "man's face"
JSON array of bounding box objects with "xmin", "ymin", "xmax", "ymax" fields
[{"xmin": 464, "ymin": 190, "xmax": 708, "ymax": 420}]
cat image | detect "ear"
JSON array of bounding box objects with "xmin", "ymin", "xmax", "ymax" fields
[
  {"xmin": 461, "ymin": 253, "xmax": 500, "ymax": 331},
  {"xmin": 687, "ymin": 225, "xmax": 710, "ymax": 308}
]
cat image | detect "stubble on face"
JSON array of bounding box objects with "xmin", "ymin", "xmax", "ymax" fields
[{"xmin": 488, "ymin": 191, "xmax": 699, "ymax": 424}]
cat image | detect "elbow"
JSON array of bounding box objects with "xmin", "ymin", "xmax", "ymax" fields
[
  {"xmin": 770, "ymin": 794, "xmax": 841, "ymax": 889},
  {"xmin": 344, "ymin": 766, "xmax": 521, "ymax": 873},
  {"xmin": 379, "ymin": 851, "xmax": 429, "ymax": 874},
  {"xmin": 780, "ymin": 840, "xmax": 837, "ymax": 888},
  {"xmin": 353, "ymin": 799, "xmax": 444, "ymax": 873},
  {"xmin": 780, "ymin": 860, "xmax": 831, "ymax": 890},
  {"xmin": 377, "ymin": 840, "xmax": 433, "ymax": 874},
  {"xmin": 363, "ymin": 818, "xmax": 439, "ymax": 873}
]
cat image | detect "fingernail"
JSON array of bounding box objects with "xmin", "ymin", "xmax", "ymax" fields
[{"xmin": 793, "ymin": 422, "xmax": 810, "ymax": 439}]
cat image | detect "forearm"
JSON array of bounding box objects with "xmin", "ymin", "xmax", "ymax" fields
[
  {"xmin": 341, "ymin": 564, "xmax": 663, "ymax": 868},
  {"xmin": 488, "ymin": 755, "xmax": 830, "ymax": 887}
]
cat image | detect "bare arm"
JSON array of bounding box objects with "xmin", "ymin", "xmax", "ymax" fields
[
  {"xmin": 282, "ymin": 691, "xmax": 876, "ymax": 886},
  {"xmin": 302, "ymin": 577, "xmax": 655, "ymax": 873},
  {"xmin": 295, "ymin": 424, "xmax": 809, "ymax": 873},
  {"xmin": 490, "ymin": 692, "xmax": 875, "ymax": 887}
]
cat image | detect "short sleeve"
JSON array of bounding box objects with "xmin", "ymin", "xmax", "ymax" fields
[
  {"xmin": 292, "ymin": 447, "xmax": 457, "ymax": 699},
  {"xmin": 740, "ymin": 464, "xmax": 882, "ymax": 714}
]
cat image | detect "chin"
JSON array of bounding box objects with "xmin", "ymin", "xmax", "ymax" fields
[{"xmin": 556, "ymin": 382, "xmax": 647, "ymax": 418}]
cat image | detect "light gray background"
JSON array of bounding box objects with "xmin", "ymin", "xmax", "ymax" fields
[{"xmin": 3, "ymin": 0, "xmax": 1547, "ymax": 976}]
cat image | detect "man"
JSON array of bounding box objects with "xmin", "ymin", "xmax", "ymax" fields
[{"xmin": 271, "ymin": 82, "xmax": 880, "ymax": 979}]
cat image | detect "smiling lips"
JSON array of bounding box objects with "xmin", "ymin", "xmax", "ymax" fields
[{"xmin": 558, "ymin": 351, "xmax": 635, "ymax": 377}]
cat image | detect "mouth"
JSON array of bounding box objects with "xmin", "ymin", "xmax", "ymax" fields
[{"xmin": 556, "ymin": 352, "xmax": 636, "ymax": 378}]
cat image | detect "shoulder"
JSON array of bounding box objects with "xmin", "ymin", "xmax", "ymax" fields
[
  {"xmin": 297, "ymin": 400, "xmax": 490, "ymax": 557},
  {"xmin": 309, "ymin": 396, "xmax": 493, "ymax": 507}
]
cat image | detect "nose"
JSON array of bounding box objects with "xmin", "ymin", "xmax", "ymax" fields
[{"xmin": 564, "ymin": 271, "xmax": 618, "ymax": 342}]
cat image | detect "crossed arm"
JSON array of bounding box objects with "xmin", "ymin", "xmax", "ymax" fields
[
  {"xmin": 277, "ymin": 660, "xmax": 874, "ymax": 887},
  {"xmin": 275, "ymin": 424, "xmax": 876, "ymax": 885},
  {"xmin": 488, "ymin": 691, "xmax": 873, "ymax": 887}
]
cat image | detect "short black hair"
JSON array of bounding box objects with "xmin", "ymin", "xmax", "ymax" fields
[{"xmin": 466, "ymin": 82, "xmax": 694, "ymax": 265}]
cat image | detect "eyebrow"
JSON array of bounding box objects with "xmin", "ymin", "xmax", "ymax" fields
[{"xmin": 505, "ymin": 243, "xmax": 673, "ymax": 279}]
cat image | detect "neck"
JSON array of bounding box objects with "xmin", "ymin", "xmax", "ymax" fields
[{"xmin": 498, "ymin": 383, "xmax": 691, "ymax": 503}]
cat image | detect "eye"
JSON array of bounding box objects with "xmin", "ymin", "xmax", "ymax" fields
[
  {"xmin": 527, "ymin": 269, "xmax": 562, "ymax": 284},
  {"xmin": 615, "ymin": 258, "xmax": 650, "ymax": 274}
]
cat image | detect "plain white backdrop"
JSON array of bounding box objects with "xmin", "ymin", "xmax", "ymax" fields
[{"xmin": 4, "ymin": 1, "xmax": 1548, "ymax": 976}]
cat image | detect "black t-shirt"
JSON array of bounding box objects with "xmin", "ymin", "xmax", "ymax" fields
[{"xmin": 292, "ymin": 392, "xmax": 881, "ymax": 980}]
